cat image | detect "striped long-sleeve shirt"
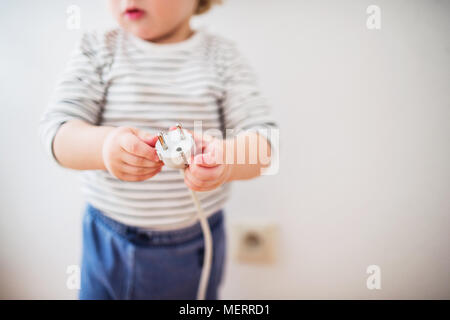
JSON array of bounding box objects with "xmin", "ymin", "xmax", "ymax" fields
[{"xmin": 39, "ymin": 28, "xmax": 276, "ymax": 229}]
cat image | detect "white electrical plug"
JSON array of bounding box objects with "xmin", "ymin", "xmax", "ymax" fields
[{"xmin": 155, "ymin": 123, "xmax": 196, "ymax": 169}]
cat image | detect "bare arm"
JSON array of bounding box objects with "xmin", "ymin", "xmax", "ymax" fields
[
  {"xmin": 52, "ymin": 119, "xmax": 164, "ymax": 181},
  {"xmin": 53, "ymin": 120, "xmax": 114, "ymax": 170}
]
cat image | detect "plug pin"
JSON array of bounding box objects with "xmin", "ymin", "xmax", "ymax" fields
[
  {"xmin": 158, "ymin": 132, "xmax": 168, "ymax": 150},
  {"xmin": 176, "ymin": 123, "xmax": 185, "ymax": 140},
  {"xmin": 178, "ymin": 148, "xmax": 188, "ymax": 166}
]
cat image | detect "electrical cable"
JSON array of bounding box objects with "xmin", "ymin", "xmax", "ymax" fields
[{"xmin": 180, "ymin": 169, "xmax": 213, "ymax": 300}]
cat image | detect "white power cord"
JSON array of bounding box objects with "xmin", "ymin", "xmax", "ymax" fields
[
  {"xmin": 155, "ymin": 124, "xmax": 213, "ymax": 300},
  {"xmin": 180, "ymin": 169, "xmax": 213, "ymax": 300}
]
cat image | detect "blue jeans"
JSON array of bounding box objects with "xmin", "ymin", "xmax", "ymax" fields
[{"xmin": 79, "ymin": 204, "xmax": 226, "ymax": 300}]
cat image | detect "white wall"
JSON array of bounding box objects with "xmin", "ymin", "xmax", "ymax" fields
[{"xmin": 0, "ymin": 0, "xmax": 449, "ymax": 299}]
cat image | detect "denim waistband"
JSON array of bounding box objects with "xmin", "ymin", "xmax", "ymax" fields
[{"xmin": 86, "ymin": 203, "xmax": 224, "ymax": 246}]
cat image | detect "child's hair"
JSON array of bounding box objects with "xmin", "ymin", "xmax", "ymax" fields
[{"xmin": 195, "ymin": 0, "xmax": 222, "ymax": 15}]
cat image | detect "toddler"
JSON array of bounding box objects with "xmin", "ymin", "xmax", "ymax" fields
[{"xmin": 40, "ymin": 0, "xmax": 276, "ymax": 300}]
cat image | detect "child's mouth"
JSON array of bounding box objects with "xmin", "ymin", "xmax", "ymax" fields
[{"xmin": 124, "ymin": 8, "xmax": 145, "ymax": 20}]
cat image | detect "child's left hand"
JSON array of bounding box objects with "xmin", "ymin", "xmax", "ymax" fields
[{"xmin": 184, "ymin": 135, "xmax": 232, "ymax": 192}]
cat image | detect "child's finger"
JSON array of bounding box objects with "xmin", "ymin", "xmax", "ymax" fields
[
  {"xmin": 121, "ymin": 152, "xmax": 163, "ymax": 168},
  {"xmin": 120, "ymin": 163, "xmax": 162, "ymax": 176},
  {"xmin": 183, "ymin": 168, "xmax": 219, "ymax": 191},
  {"xmin": 184, "ymin": 177, "xmax": 211, "ymax": 192},
  {"xmin": 188, "ymin": 161, "xmax": 224, "ymax": 181},
  {"xmin": 120, "ymin": 133, "xmax": 160, "ymax": 161},
  {"xmin": 133, "ymin": 128, "xmax": 159, "ymax": 147},
  {"xmin": 193, "ymin": 153, "xmax": 219, "ymax": 168}
]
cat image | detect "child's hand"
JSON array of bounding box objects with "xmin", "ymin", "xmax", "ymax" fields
[
  {"xmin": 183, "ymin": 136, "xmax": 232, "ymax": 192},
  {"xmin": 102, "ymin": 127, "xmax": 163, "ymax": 181}
]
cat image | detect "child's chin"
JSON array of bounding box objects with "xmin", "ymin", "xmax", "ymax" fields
[
  {"xmin": 120, "ymin": 21, "xmax": 151, "ymax": 38},
  {"xmin": 128, "ymin": 27, "xmax": 161, "ymax": 42}
]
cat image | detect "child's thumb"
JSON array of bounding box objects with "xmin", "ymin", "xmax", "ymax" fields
[
  {"xmin": 193, "ymin": 152, "xmax": 219, "ymax": 168},
  {"xmin": 134, "ymin": 128, "xmax": 158, "ymax": 147}
]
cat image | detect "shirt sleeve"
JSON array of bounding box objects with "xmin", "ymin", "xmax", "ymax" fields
[
  {"xmin": 38, "ymin": 32, "xmax": 108, "ymax": 166},
  {"xmin": 219, "ymin": 43, "xmax": 279, "ymax": 174}
]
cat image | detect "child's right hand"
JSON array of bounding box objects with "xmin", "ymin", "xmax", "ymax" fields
[{"xmin": 102, "ymin": 127, "xmax": 163, "ymax": 181}]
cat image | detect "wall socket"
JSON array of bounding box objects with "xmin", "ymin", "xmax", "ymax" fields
[{"xmin": 231, "ymin": 220, "xmax": 278, "ymax": 264}]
